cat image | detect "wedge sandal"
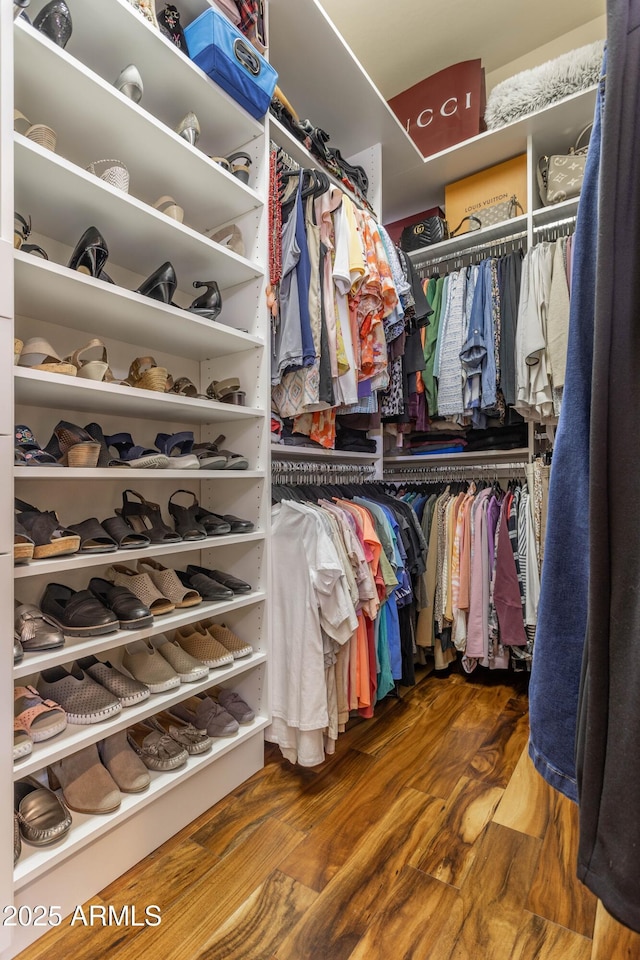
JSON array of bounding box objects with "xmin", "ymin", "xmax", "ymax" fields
[
  {"xmin": 137, "ymin": 558, "xmax": 202, "ymax": 608},
  {"xmin": 15, "ymin": 498, "xmax": 80, "ymax": 559},
  {"xmin": 168, "ymin": 490, "xmax": 207, "ymax": 541},
  {"xmin": 17, "ymin": 337, "xmax": 76, "ymax": 377}
]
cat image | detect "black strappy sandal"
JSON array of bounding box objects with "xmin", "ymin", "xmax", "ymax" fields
[
  {"xmin": 116, "ymin": 490, "xmax": 181, "ymax": 544},
  {"xmin": 168, "ymin": 491, "xmax": 207, "ymax": 542}
]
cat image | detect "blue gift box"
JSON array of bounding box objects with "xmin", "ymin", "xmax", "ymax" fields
[{"xmin": 184, "ymin": 8, "xmax": 278, "ymax": 120}]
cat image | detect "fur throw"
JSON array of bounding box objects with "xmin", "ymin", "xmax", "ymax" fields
[{"xmin": 485, "ymin": 40, "xmax": 605, "ymax": 130}]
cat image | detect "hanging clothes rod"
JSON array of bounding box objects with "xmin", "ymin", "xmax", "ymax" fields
[
  {"xmin": 383, "ymin": 460, "xmax": 529, "ymax": 482},
  {"xmin": 415, "ymin": 229, "xmax": 528, "ymax": 274},
  {"xmin": 271, "ymin": 143, "xmax": 300, "ymax": 171},
  {"xmin": 272, "ymin": 460, "xmax": 378, "ymax": 485},
  {"xmin": 533, "ymin": 214, "xmax": 577, "ymax": 232}
]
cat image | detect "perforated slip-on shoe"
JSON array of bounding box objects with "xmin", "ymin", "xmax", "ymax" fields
[
  {"xmin": 121, "ymin": 640, "xmax": 181, "ymax": 694},
  {"xmin": 37, "ymin": 663, "xmax": 122, "ymax": 724},
  {"xmin": 77, "ymin": 655, "xmax": 150, "ymax": 707}
]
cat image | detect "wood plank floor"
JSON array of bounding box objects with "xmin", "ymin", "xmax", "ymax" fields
[{"xmin": 16, "ymin": 668, "xmax": 640, "ymax": 960}]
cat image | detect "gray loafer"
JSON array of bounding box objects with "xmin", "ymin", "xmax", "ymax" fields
[
  {"xmin": 216, "ymin": 689, "xmax": 255, "ymax": 725},
  {"xmin": 170, "ymin": 695, "xmax": 238, "ymax": 737},
  {"xmin": 126, "ymin": 723, "xmax": 188, "ymax": 771}
]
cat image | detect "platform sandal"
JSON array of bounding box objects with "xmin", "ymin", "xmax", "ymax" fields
[{"xmin": 15, "ymin": 498, "xmax": 80, "ymax": 560}]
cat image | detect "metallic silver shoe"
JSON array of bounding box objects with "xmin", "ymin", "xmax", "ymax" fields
[
  {"xmin": 14, "ymin": 776, "xmax": 72, "ymax": 846},
  {"xmin": 114, "ymin": 64, "xmax": 143, "ymax": 103},
  {"xmin": 175, "ymin": 111, "xmax": 200, "ymax": 146},
  {"xmin": 15, "ymin": 602, "xmax": 65, "ymax": 652},
  {"xmin": 14, "ymin": 637, "xmax": 23, "ymax": 664}
]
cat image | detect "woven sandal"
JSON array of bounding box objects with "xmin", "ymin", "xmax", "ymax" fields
[
  {"xmin": 124, "ymin": 356, "xmax": 168, "ymax": 392},
  {"xmin": 47, "ymin": 420, "xmax": 101, "ymax": 468},
  {"xmin": 168, "ymin": 490, "xmax": 207, "ymax": 541},
  {"xmin": 105, "ymin": 564, "xmax": 175, "ymax": 616},
  {"xmin": 65, "ymin": 338, "xmax": 111, "ymax": 381},
  {"xmin": 14, "ymin": 685, "xmax": 67, "ymax": 743},
  {"xmin": 15, "ymin": 498, "xmax": 80, "ymax": 559},
  {"xmin": 18, "ymin": 337, "xmax": 77, "ymax": 377},
  {"xmin": 116, "ymin": 489, "xmax": 182, "ymax": 543},
  {"xmin": 137, "ymin": 558, "xmax": 202, "ymax": 608},
  {"xmin": 105, "ymin": 432, "xmax": 169, "ymax": 469},
  {"xmin": 67, "ymin": 517, "xmax": 118, "ymax": 553}
]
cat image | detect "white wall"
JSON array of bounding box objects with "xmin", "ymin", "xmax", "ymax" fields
[{"xmin": 486, "ymin": 15, "xmax": 606, "ymax": 92}]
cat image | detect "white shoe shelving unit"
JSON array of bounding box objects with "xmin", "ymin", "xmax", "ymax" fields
[{"xmin": 7, "ymin": 1, "xmax": 270, "ymax": 955}]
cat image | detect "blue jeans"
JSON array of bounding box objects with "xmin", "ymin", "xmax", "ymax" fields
[{"xmin": 527, "ymin": 53, "xmax": 605, "ymax": 802}]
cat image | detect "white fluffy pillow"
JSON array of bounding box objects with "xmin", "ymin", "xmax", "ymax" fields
[{"xmin": 485, "ymin": 40, "xmax": 605, "ymax": 130}]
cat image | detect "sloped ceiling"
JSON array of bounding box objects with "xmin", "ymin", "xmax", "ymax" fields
[{"xmin": 317, "ymin": 0, "xmax": 605, "ymax": 99}]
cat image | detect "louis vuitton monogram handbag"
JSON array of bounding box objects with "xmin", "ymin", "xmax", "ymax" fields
[{"xmin": 537, "ymin": 124, "xmax": 592, "ymax": 206}]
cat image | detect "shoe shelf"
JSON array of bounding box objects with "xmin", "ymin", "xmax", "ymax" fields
[
  {"xmin": 14, "ymin": 530, "xmax": 266, "ymax": 582},
  {"xmin": 20, "ymin": 0, "xmax": 264, "ymax": 158},
  {"xmin": 13, "ymin": 590, "xmax": 266, "ymax": 682},
  {"xmin": 13, "ymin": 648, "xmax": 267, "ymax": 782},
  {"xmin": 13, "ymin": 712, "xmax": 270, "ymax": 891},
  {"xmin": 14, "ymin": 22, "xmax": 264, "ymax": 230},
  {"xmin": 14, "ymin": 367, "xmax": 263, "ymax": 426},
  {"xmin": 14, "ymin": 467, "xmax": 265, "ymax": 480},
  {"xmin": 14, "ymin": 254, "xmax": 263, "ymax": 362},
  {"xmin": 14, "ymin": 136, "xmax": 264, "ymax": 291}
]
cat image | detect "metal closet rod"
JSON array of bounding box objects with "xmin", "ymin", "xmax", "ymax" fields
[
  {"xmin": 272, "ymin": 461, "xmax": 378, "ymax": 485},
  {"xmin": 383, "ymin": 460, "xmax": 529, "ymax": 481},
  {"xmin": 415, "ymin": 230, "xmax": 528, "ymax": 274}
]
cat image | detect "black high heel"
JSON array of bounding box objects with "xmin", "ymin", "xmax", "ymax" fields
[
  {"xmin": 188, "ymin": 280, "xmax": 222, "ymax": 320},
  {"xmin": 135, "ymin": 261, "xmax": 177, "ymax": 303},
  {"xmin": 68, "ymin": 226, "xmax": 109, "ymax": 278}
]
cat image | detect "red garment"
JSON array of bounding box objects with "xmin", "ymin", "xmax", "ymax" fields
[{"xmin": 358, "ymin": 616, "xmax": 377, "ymax": 719}]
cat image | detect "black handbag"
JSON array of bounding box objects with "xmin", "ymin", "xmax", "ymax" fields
[{"xmin": 400, "ymin": 215, "xmax": 481, "ymax": 253}]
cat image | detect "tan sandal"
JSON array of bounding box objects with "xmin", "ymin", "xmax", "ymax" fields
[
  {"xmin": 18, "ymin": 337, "xmax": 77, "ymax": 377},
  {"xmin": 154, "ymin": 195, "xmax": 184, "ymax": 223},
  {"xmin": 167, "ymin": 376, "xmax": 207, "ymax": 399},
  {"xmin": 66, "ymin": 338, "xmax": 111, "ymax": 381},
  {"xmin": 106, "ymin": 564, "xmax": 175, "ymax": 616},
  {"xmin": 206, "ymin": 377, "xmax": 241, "ymax": 401},
  {"xmin": 205, "ymin": 224, "xmax": 245, "ymax": 257},
  {"xmin": 124, "ymin": 356, "xmax": 168, "ymax": 392},
  {"xmin": 137, "ymin": 558, "xmax": 202, "ymax": 608}
]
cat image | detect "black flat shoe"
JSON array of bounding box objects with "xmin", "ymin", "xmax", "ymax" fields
[
  {"xmin": 40, "ymin": 583, "xmax": 119, "ymax": 637},
  {"xmin": 188, "ymin": 280, "xmax": 222, "ymax": 320},
  {"xmin": 136, "ymin": 261, "xmax": 177, "ymax": 303},
  {"xmin": 68, "ymin": 226, "xmax": 108, "ymax": 278},
  {"xmin": 175, "ymin": 569, "xmax": 234, "ymax": 602},
  {"xmin": 88, "ymin": 577, "xmax": 153, "ymax": 630},
  {"xmin": 186, "ymin": 565, "xmax": 252, "ymax": 595}
]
